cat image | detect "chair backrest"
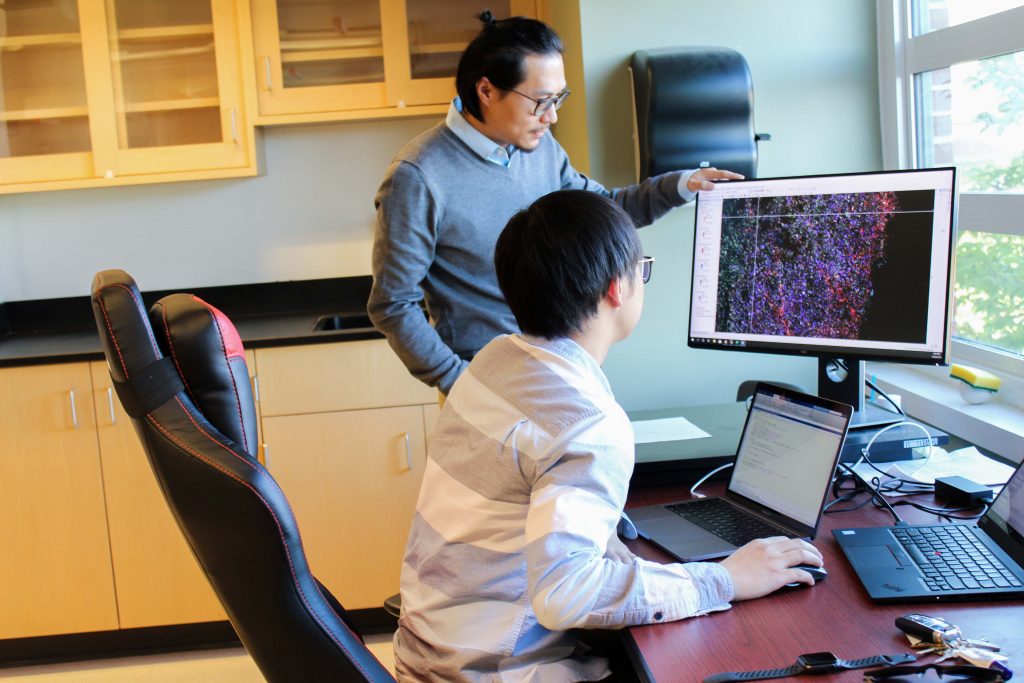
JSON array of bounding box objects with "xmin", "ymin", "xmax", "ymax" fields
[
  {"xmin": 631, "ymin": 46, "xmax": 764, "ymax": 181},
  {"xmin": 90, "ymin": 269, "xmax": 395, "ymax": 683},
  {"xmin": 736, "ymin": 380, "xmax": 806, "ymax": 403}
]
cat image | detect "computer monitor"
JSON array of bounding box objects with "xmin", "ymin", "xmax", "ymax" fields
[{"xmin": 688, "ymin": 168, "xmax": 957, "ymax": 427}]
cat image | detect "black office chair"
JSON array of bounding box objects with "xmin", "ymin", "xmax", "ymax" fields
[
  {"xmin": 90, "ymin": 270, "xmax": 395, "ymax": 683},
  {"xmin": 631, "ymin": 46, "xmax": 770, "ymax": 181}
]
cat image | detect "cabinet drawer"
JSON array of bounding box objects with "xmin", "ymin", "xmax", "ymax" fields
[{"xmin": 255, "ymin": 339, "xmax": 436, "ymax": 415}]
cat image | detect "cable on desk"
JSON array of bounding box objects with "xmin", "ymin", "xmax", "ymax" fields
[
  {"xmin": 852, "ymin": 420, "xmax": 936, "ymax": 488},
  {"xmin": 689, "ymin": 463, "xmax": 733, "ymax": 498},
  {"xmin": 834, "ymin": 359, "xmax": 906, "ymax": 417},
  {"xmin": 828, "ymin": 461, "xmax": 906, "ymax": 525},
  {"xmin": 865, "ymin": 379, "xmax": 906, "ymax": 416},
  {"xmin": 827, "ymin": 463, "xmax": 989, "ymax": 522},
  {"xmin": 887, "ymin": 498, "xmax": 991, "ymax": 522}
]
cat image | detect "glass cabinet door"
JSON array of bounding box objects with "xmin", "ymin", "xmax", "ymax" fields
[
  {"xmin": 252, "ymin": 0, "xmax": 389, "ymax": 115},
  {"xmin": 405, "ymin": 0, "xmax": 509, "ymax": 81},
  {"xmin": 276, "ymin": 0, "xmax": 383, "ymax": 89},
  {"xmin": 398, "ymin": 0, "xmax": 512, "ymax": 106},
  {"xmin": 0, "ymin": 0, "xmax": 93, "ymax": 183},
  {"xmin": 90, "ymin": 0, "xmax": 249, "ymax": 177},
  {"xmin": 103, "ymin": 0, "xmax": 223, "ymax": 149}
]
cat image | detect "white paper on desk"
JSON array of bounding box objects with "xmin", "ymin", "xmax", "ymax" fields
[
  {"xmin": 851, "ymin": 446, "xmax": 1015, "ymax": 495},
  {"xmin": 631, "ymin": 416, "xmax": 711, "ymax": 444}
]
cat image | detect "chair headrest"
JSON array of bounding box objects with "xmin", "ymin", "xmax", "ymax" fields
[
  {"xmin": 91, "ymin": 270, "xmax": 164, "ymax": 385},
  {"xmin": 91, "ymin": 270, "xmax": 258, "ymax": 458},
  {"xmin": 150, "ymin": 293, "xmax": 258, "ymax": 458}
]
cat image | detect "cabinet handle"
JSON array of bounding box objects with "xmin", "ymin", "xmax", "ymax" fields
[
  {"xmin": 107, "ymin": 387, "xmax": 117, "ymax": 425},
  {"xmin": 253, "ymin": 375, "xmax": 260, "ymax": 402},
  {"xmin": 402, "ymin": 432, "xmax": 412, "ymax": 471},
  {"xmin": 230, "ymin": 108, "xmax": 238, "ymax": 143},
  {"xmin": 264, "ymin": 56, "xmax": 273, "ymax": 90},
  {"xmin": 69, "ymin": 390, "xmax": 79, "ymax": 429},
  {"xmin": 263, "ymin": 443, "xmax": 270, "ymax": 468}
]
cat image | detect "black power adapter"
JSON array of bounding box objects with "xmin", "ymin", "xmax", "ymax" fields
[{"xmin": 934, "ymin": 475, "xmax": 994, "ymax": 507}]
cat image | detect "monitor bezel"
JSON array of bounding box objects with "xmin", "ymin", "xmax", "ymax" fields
[{"xmin": 686, "ymin": 167, "xmax": 957, "ymax": 367}]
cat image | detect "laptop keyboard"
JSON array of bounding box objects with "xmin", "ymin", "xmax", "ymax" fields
[
  {"xmin": 892, "ymin": 525, "xmax": 1023, "ymax": 592},
  {"xmin": 666, "ymin": 498, "xmax": 784, "ymax": 547}
]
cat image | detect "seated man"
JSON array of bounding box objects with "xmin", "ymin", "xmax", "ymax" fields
[{"xmin": 394, "ymin": 190, "xmax": 823, "ymax": 682}]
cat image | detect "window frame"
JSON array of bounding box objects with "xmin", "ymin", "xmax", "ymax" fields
[{"xmin": 876, "ymin": 0, "xmax": 1024, "ymax": 404}]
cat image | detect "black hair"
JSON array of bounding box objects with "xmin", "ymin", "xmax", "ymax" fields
[
  {"xmin": 494, "ymin": 190, "xmax": 642, "ymax": 340},
  {"xmin": 456, "ymin": 12, "xmax": 564, "ymax": 122}
]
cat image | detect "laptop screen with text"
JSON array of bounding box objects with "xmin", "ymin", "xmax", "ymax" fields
[{"xmin": 729, "ymin": 390, "xmax": 849, "ymax": 528}]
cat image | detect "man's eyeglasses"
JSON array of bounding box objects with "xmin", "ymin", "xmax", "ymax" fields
[
  {"xmin": 638, "ymin": 256, "xmax": 655, "ymax": 284},
  {"xmin": 507, "ymin": 87, "xmax": 571, "ymax": 116},
  {"xmin": 863, "ymin": 663, "xmax": 1009, "ymax": 682}
]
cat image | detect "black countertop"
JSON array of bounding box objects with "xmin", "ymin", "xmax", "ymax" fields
[{"xmin": 0, "ymin": 276, "xmax": 385, "ymax": 367}]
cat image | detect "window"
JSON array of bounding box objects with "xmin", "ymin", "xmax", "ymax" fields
[{"xmin": 878, "ymin": 0, "xmax": 1024, "ymax": 394}]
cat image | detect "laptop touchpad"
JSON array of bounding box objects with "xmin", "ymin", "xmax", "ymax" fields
[
  {"xmin": 847, "ymin": 545, "xmax": 904, "ymax": 570},
  {"xmin": 639, "ymin": 517, "xmax": 735, "ymax": 560}
]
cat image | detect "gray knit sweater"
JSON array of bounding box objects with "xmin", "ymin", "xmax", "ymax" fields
[{"xmin": 368, "ymin": 122, "xmax": 688, "ymax": 393}]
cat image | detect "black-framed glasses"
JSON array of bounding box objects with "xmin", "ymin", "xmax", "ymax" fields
[
  {"xmin": 638, "ymin": 256, "xmax": 655, "ymax": 284},
  {"xmin": 863, "ymin": 663, "xmax": 1008, "ymax": 682},
  {"xmin": 507, "ymin": 87, "xmax": 571, "ymax": 116}
]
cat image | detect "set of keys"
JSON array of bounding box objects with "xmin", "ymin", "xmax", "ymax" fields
[{"xmin": 895, "ymin": 614, "xmax": 1009, "ymax": 669}]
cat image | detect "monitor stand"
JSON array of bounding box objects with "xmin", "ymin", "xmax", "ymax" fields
[{"xmin": 817, "ymin": 358, "xmax": 903, "ymax": 429}]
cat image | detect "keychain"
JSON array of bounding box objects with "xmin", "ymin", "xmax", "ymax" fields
[
  {"xmin": 895, "ymin": 614, "xmax": 962, "ymax": 646},
  {"xmin": 894, "ymin": 614, "xmax": 1010, "ymax": 677}
]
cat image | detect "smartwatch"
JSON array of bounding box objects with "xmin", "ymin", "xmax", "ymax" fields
[{"xmin": 703, "ymin": 652, "xmax": 916, "ymax": 682}]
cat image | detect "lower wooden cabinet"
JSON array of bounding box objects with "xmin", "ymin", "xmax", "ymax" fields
[
  {"xmin": 254, "ymin": 338, "xmax": 439, "ymax": 610},
  {"xmin": 263, "ymin": 404, "xmax": 429, "ymax": 609},
  {"xmin": 0, "ymin": 363, "xmax": 119, "ymax": 639},
  {"xmin": 0, "ymin": 339, "xmax": 435, "ymax": 639},
  {"xmin": 90, "ymin": 362, "xmax": 226, "ymax": 629},
  {"xmin": 0, "ymin": 361, "xmax": 228, "ymax": 640}
]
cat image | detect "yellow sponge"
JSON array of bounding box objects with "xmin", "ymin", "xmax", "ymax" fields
[{"xmin": 950, "ymin": 364, "xmax": 1002, "ymax": 391}]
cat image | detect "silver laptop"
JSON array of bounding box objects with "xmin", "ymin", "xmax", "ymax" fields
[
  {"xmin": 834, "ymin": 459, "xmax": 1024, "ymax": 602},
  {"xmin": 629, "ymin": 383, "xmax": 852, "ymax": 562}
]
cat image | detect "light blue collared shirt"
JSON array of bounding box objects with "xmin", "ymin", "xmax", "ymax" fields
[
  {"xmin": 445, "ymin": 97, "xmax": 515, "ymax": 167},
  {"xmin": 444, "ymin": 97, "xmax": 697, "ymax": 197}
]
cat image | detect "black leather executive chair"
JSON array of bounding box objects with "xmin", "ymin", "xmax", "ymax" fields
[
  {"xmin": 736, "ymin": 380, "xmax": 806, "ymax": 403},
  {"xmin": 90, "ymin": 270, "xmax": 395, "ymax": 683},
  {"xmin": 631, "ymin": 46, "xmax": 770, "ymax": 181}
]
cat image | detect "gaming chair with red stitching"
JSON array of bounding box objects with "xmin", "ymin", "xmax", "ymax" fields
[{"xmin": 90, "ymin": 269, "xmax": 395, "ymax": 683}]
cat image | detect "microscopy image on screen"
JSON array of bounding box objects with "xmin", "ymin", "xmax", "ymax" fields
[{"xmin": 715, "ymin": 190, "xmax": 935, "ymax": 342}]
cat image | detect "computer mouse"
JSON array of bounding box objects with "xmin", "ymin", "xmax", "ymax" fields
[{"xmin": 784, "ymin": 564, "xmax": 827, "ymax": 588}]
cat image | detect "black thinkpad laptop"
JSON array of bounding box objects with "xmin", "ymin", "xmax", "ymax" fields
[
  {"xmin": 835, "ymin": 459, "xmax": 1024, "ymax": 602},
  {"xmin": 629, "ymin": 383, "xmax": 852, "ymax": 562}
]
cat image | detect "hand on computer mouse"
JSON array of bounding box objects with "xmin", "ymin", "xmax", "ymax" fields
[
  {"xmin": 783, "ymin": 564, "xmax": 828, "ymax": 588},
  {"xmin": 721, "ymin": 537, "xmax": 824, "ymax": 599}
]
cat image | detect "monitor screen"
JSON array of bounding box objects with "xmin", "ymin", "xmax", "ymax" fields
[{"xmin": 688, "ymin": 168, "xmax": 956, "ymax": 366}]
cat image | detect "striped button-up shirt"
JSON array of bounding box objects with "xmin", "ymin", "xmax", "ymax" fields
[{"xmin": 394, "ymin": 334, "xmax": 733, "ymax": 682}]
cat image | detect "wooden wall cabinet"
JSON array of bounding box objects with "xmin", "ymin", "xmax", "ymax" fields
[
  {"xmin": 248, "ymin": 0, "xmax": 542, "ymax": 124},
  {"xmin": 0, "ymin": 0, "xmax": 256, "ymax": 195},
  {"xmin": 254, "ymin": 338, "xmax": 438, "ymax": 609}
]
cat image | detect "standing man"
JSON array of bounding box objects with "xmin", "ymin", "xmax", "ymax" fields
[{"xmin": 368, "ymin": 13, "xmax": 741, "ymax": 393}]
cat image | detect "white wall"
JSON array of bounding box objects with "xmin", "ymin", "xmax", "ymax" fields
[
  {"xmin": 0, "ymin": 117, "xmax": 437, "ymax": 301},
  {"xmin": 577, "ymin": 0, "xmax": 883, "ymax": 410}
]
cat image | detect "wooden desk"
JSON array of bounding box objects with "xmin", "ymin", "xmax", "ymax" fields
[{"xmin": 623, "ymin": 483, "xmax": 1024, "ymax": 682}]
